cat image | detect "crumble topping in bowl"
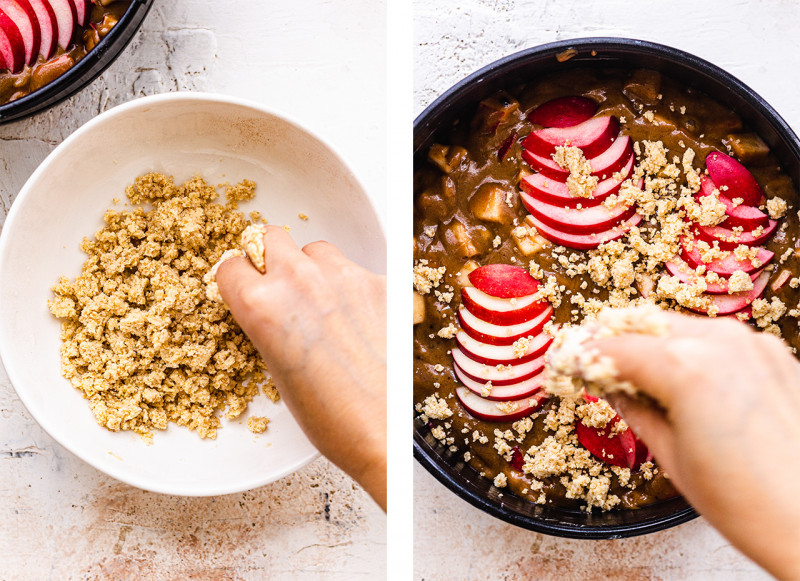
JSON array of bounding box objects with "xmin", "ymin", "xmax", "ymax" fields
[{"xmin": 48, "ymin": 173, "xmax": 278, "ymax": 442}]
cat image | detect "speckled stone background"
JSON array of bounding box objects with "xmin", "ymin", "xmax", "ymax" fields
[
  {"xmin": 0, "ymin": 1, "xmax": 386, "ymax": 579},
  {"xmin": 414, "ymin": 1, "xmax": 800, "ymax": 579}
]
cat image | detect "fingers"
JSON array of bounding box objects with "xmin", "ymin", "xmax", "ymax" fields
[
  {"xmin": 302, "ymin": 239, "xmax": 351, "ymax": 268},
  {"xmin": 262, "ymin": 225, "xmax": 302, "ymax": 273},
  {"xmin": 216, "ymin": 256, "xmax": 265, "ymax": 315},
  {"xmin": 606, "ymin": 393, "xmax": 678, "ymax": 474}
]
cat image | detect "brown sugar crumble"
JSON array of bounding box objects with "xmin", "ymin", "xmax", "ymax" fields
[
  {"xmin": 247, "ymin": 416, "xmax": 270, "ymax": 434},
  {"xmin": 48, "ymin": 173, "xmax": 279, "ymax": 442}
]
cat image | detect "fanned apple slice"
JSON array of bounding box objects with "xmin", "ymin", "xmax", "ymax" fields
[
  {"xmin": 455, "ymin": 364, "xmax": 545, "ymax": 401},
  {"xmin": 519, "ymin": 155, "xmax": 634, "ymax": 209},
  {"xmin": 527, "ymin": 95, "xmax": 598, "ymax": 128},
  {"xmin": 693, "ymin": 219, "xmax": 777, "ymax": 250},
  {"xmin": 522, "ymin": 115, "xmax": 620, "ymax": 158},
  {"xmin": 697, "ymin": 177, "xmax": 768, "ymax": 230},
  {"xmin": 67, "ymin": 0, "xmax": 87, "ymax": 27},
  {"xmin": 706, "ymin": 151, "xmax": 763, "ymax": 206},
  {"xmin": 522, "ymin": 135, "xmax": 633, "ymax": 182},
  {"xmin": 665, "ymin": 257, "xmax": 762, "ymax": 295},
  {"xmin": 461, "ymin": 286, "xmax": 548, "ymax": 325},
  {"xmin": 688, "ymin": 271, "xmax": 770, "ymax": 316},
  {"xmin": 0, "ymin": 9, "xmax": 24, "ymax": 72},
  {"xmin": 455, "ymin": 387, "xmax": 547, "ymax": 422},
  {"xmin": 456, "ymin": 330, "xmax": 553, "ymax": 366},
  {"xmin": 468, "ymin": 263, "xmax": 540, "ymax": 298},
  {"xmin": 457, "ymin": 305, "xmax": 553, "ymax": 346},
  {"xmin": 47, "ymin": 0, "xmax": 72, "ymax": 50},
  {"xmin": 525, "ymin": 212, "xmax": 642, "ymax": 250},
  {"xmin": 452, "ymin": 348, "xmax": 545, "ymax": 385},
  {"xmin": 27, "ymin": 0, "xmax": 53, "ymax": 58},
  {"xmin": 0, "ymin": 0, "xmax": 40, "ymax": 66},
  {"xmin": 680, "ymin": 236, "xmax": 773, "ymax": 276},
  {"xmin": 575, "ymin": 416, "xmax": 636, "ymax": 469},
  {"xmin": 520, "ymin": 190, "xmax": 637, "ymax": 235}
]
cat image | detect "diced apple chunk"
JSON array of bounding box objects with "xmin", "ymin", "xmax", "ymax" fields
[
  {"xmin": 623, "ymin": 69, "xmax": 661, "ymax": 104},
  {"xmin": 469, "ymin": 183, "xmax": 512, "ymax": 224},
  {"xmin": 444, "ymin": 220, "xmax": 490, "ymax": 258},
  {"xmin": 413, "ymin": 291, "xmax": 426, "ymax": 324},
  {"xmin": 455, "ymin": 260, "xmax": 480, "ymax": 288},
  {"xmin": 428, "ymin": 143, "xmax": 468, "ymax": 174},
  {"xmin": 725, "ymin": 133, "xmax": 770, "ymax": 163},
  {"xmin": 511, "ymin": 222, "xmax": 550, "ymax": 256},
  {"xmin": 472, "ymin": 91, "xmax": 520, "ymax": 134}
]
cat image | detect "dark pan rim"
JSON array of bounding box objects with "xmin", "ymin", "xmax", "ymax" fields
[
  {"xmin": 0, "ymin": 0, "xmax": 155, "ymax": 123},
  {"xmin": 413, "ymin": 37, "xmax": 800, "ymax": 538}
]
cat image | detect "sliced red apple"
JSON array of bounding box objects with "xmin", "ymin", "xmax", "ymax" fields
[
  {"xmin": 452, "ymin": 348, "xmax": 545, "ymax": 385},
  {"xmin": 706, "ymin": 151, "xmax": 763, "ymax": 207},
  {"xmin": 46, "ymin": 0, "xmax": 72, "ymax": 50},
  {"xmin": 468, "ymin": 263, "xmax": 540, "ymax": 298},
  {"xmin": 457, "ymin": 305, "xmax": 553, "ymax": 346},
  {"xmin": 456, "ymin": 330, "xmax": 553, "ymax": 366},
  {"xmin": 575, "ymin": 415, "xmax": 636, "ymax": 469},
  {"xmin": 0, "ymin": 0, "xmax": 40, "ymax": 66},
  {"xmin": 523, "ymin": 135, "xmax": 633, "ymax": 182},
  {"xmin": 664, "ymin": 257, "xmax": 762, "ymax": 295},
  {"xmin": 455, "ymin": 364, "xmax": 544, "ymax": 401},
  {"xmin": 522, "ymin": 116, "xmax": 620, "ymax": 158},
  {"xmin": 689, "ymin": 271, "xmax": 770, "ymax": 316},
  {"xmin": 696, "ymin": 177, "xmax": 768, "ymax": 231},
  {"xmin": 520, "ymin": 190, "xmax": 636, "ymax": 235},
  {"xmin": 461, "ymin": 286, "xmax": 548, "ymax": 325},
  {"xmin": 693, "ymin": 219, "xmax": 777, "ymax": 250},
  {"xmin": 26, "ymin": 0, "xmax": 52, "ymax": 59},
  {"xmin": 527, "ymin": 95, "xmax": 598, "ymax": 128},
  {"xmin": 0, "ymin": 9, "xmax": 24, "ymax": 72},
  {"xmin": 66, "ymin": 0, "xmax": 87, "ymax": 27},
  {"xmin": 680, "ymin": 236, "xmax": 773, "ymax": 276},
  {"xmin": 455, "ymin": 387, "xmax": 547, "ymax": 422},
  {"xmin": 519, "ymin": 155, "xmax": 635, "ymax": 209},
  {"xmin": 525, "ymin": 212, "xmax": 642, "ymax": 250}
]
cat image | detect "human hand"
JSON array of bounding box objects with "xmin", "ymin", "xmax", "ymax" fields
[
  {"xmin": 591, "ymin": 311, "xmax": 800, "ymax": 580},
  {"xmin": 216, "ymin": 226, "xmax": 387, "ymax": 510}
]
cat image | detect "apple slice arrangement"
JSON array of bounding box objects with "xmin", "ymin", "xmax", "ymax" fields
[
  {"xmin": 671, "ymin": 151, "xmax": 778, "ymax": 317},
  {"xmin": 575, "ymin": 394, "xmax": 652, "ymax": 471},
  {"xmin": 453, "ymin": 264, "xmax": 553, "ymax": 422},
  {"xmin": 519, "ymin": 96, "xmax": 642, "ymax": 250},
  {"xmin": 0, "ymin": 0, "xmax": 91, "ymax": 73}
]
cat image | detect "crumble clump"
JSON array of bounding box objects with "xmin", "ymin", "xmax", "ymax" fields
[
  {"xmin": 49, "ymin": 173, "xmax": 277, "ymax": 442},
  {"xmin": 247, "ymin": 416, "xmax": 270, "ymax": 434},
  {"xmin": 552, "ymin": 145, "xmax": 598, "ymax": 198}
]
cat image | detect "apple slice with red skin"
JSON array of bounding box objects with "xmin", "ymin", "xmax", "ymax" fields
[
  {"xmin": 526, "ymin": 211, "xmax": 643, "ymax": 250},
  {"xmin": 706, "ymin": 151, "xmax": 763, "ymax": 207},
  {"xmin": 519, "ymin": 155, "xmax": 635, "ymax": 209},
  {"xmin": 693, "ymin": 219, "xmax": 777, "ymax": 250},
  {"xmin": 664, "ymin": 257, "xmax": 762, "ymax": 295},
  {"xmin": 26, "ymin": 0, "xmax": 53, "ymax": 58},
  {"xmin": 46, "ymin": 0, "xmax": 72, "ymax": 50},
  {"xmin": 523, "ymin": 135, "xmax": 633, "ymax": 182},
  {"xmin": 687, "ymin": 271, "xmax": 770, "ymax": 316},
  {"xmin": 455, "ymin": 387, "xmax": 547, "ymax": 422},
  {"xmin": 527, "ymin": 95, "xmax": 598, "ymax": 128},
  {"xmin": 522, "ymin": 116, "xmax": 620, "ymax": 158},
  {"xmin": 520, "ymin": 190, "xmax": 637, "ymax": 235},
  {"xmin": 696, "ymin": 177, "xmax": 768, "ymax": 231},
  {"xmin": 577, "ymin": 394, "xmax": 651, "ymax": 470},
  {"xmin": 468, "ymin": 263, "xmax": 540, "ymax": 298},
  {"xmin": 452, "ymin": 348, "xmax": 545, "ymax": 385},
  {"xmin": 456, "ymin": 330, "xmax": 553, "ymax": 366},
  {"xmin": 680, "ymin": 236, "xmax": 773, "ymax": 276},
  {"xmin": 454, "ymin": 364, "xmax": 545, "ymax": 401},
  {"xmin": 0, "ymin": 0, "xmax": 40, "ymax": 66},
  {"xmin": 0, "ymin": 9, "xmax": 24, "ymax": 72},
  {"xmin": 458, "ymin": 304, "xmax": 553, "ymax": 346},
  {"xmin": 66, "ymin": 0, "xmax": 87, "ymax": 27},
  {"xmin": 461, "ymin": 286, "xmax": 548, "ymax": 326}
]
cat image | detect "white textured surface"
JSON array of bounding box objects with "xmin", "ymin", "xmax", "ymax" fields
[
  {"xmin": 414, "ymin": 1, "xmax": 796, "ymax": 579},
  {"xmin": 0, "ymin": 1, "xmax": 386, "ymax": 579}
]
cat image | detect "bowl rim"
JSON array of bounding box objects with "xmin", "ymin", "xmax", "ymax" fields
[
  {"xmin": 413, "ymin": 36, "xmax": 800, "ymax": 537},
  {"xmin": 0, "ymin": 0, "xmax": 155, "ymax": 123},
  {"xmin": 0, "ymin": 91, "xmax": 386, "ymax": 496}
]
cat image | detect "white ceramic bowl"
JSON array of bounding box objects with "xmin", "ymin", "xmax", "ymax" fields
[{"xmin": 0, "ymin": 93, "xmax": 386, "ymax": 496}]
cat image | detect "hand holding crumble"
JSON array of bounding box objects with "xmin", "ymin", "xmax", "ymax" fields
[
  {"xmin": 589, "ymin": 310, "xmax": 800, "ymax": 581},
  {"xmin": 216, "ymin": 225, "xmax": 387, "ymax": 510}
]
